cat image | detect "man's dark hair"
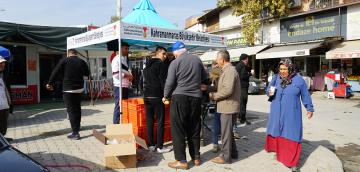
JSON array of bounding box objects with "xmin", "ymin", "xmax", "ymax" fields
[
  {"xmin": 68, "ymin": 49, "xmax": 78, "ymax": 55},
  {"xmin": 240, "ymin": 53, "xmax": 249, "ymax": 61},
  {"xmin": 155, "ymin": 46, "xmax": 167, "ymax": 52},
  {"xmin": 218, "ymin": 49, "xmax": 230, "ymax": 62},
  {"xmin": 121, "ymin": 42, "xmax": 129, "ymax": 47}
]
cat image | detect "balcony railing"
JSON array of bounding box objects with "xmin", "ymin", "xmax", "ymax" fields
[{"xmin": 310, "ymin": 0, "xmax": 340, "ymax": 10}]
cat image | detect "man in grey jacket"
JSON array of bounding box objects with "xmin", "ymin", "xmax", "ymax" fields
[
  {"xmin": 210, "ymin": 50, "xmax": 241, "ymax": 164},
  {"xmin": 163, "ymin": 41, "xmax": 207, "ymax": 170}
]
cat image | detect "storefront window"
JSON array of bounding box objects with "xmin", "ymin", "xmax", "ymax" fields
[
  {"xmin": 353, "ymin": 59, "xmax": 360, "ymax": 75},
  {"xmin": 320, "ymin": 56, "xmax": 330, "ymax": 70},
  {"xmin": 294, "ymin": 57, "xmax": 305, "ymax": 74},
  {"xmin": 2, "ymin": 45, "xmax": 27, "ymax": 85},
  {"xmin": 306, "ymin": 57, "xmax": 320, "ymax": 77}
]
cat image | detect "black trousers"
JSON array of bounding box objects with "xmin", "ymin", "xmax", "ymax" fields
[
  {"xmin": 63, "ymin": 93, "xmax": 82, "ymax": 133},
  {"xmin": 0, "ymin": 109, "xmax": 9, "ymax": 136},
  {"xmin": 170, "ymin": 94, "xmax": 201, "ymax": 161},
  {"xmin": 239, "ymin": 87, "xmax": 248, "ymax": 121},
  {"xmin": 144, "ymin": 97, "xmax": 165, "ymax": 148}
]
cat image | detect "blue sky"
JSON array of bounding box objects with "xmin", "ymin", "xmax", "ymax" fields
[{"xmin": 0, "ymin": 0, "xmax": 216, "ymax": 28}]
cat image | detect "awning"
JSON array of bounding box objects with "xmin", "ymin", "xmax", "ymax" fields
[
  {"xmin": 256, "ymin": 42, "xmax": 322, "ymax": 59},
  {"xmin": 326, "ymin": 40, "xmax": 360, "ymax": 59},
  {"xmin": 200, "ymin": 45, "xmax": 269, "ymax": 64},
  {"xmin": 0, "ymin": 21, "xmax": 86, "ymax": 51}
]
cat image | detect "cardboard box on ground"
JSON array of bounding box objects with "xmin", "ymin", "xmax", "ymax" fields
[{"xmin": 93, "ymin": 124, "xmax": 148, "ymax": 169}]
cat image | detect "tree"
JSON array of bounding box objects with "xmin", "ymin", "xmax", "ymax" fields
[
  {"xmin": 217, "ymin": 0, "xmax": 291, "ymax": 45},
  {"xmin": 110, "ymin": 15, "xmax": 120, "ymax": 23}
]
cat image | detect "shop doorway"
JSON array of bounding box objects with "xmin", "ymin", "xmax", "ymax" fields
[{"xmin": 39, "ymin": 54, "xmax": 63, "ymax": 101}]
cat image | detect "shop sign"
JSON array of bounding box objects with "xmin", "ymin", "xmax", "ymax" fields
[
  {"xmin": 333, "ymin": 52, "xmax": 360, "ymax": 59},
  {"xmin": 68, "ymin": 22, "xmax": 227, "ymax": 49},
  {"xmin": 280, "ymin": 8, "xmax": 347, "ymax": 43},
  {"xmin": 28, "ymin": 59, "xmax": 37, "ymax": 71},
  {"xmin": 67, "ymin": 22, "xmax": 119, "ymax": 49},
  {"xmin": 226, "ymin": 37, "xmax": 249, "ymax": 48},
  {"xmin": 296, "ymin": 50, "xmax": 306, "ymax": 56},
  {"xmin": 121, "ymin": 22, "xmax": 226, "ymax": 47},
  {"xmin": 11, "ymin": 85, "xmax": 38, "ymax": 105}
]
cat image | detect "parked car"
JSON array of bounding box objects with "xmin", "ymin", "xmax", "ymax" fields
[
  {"xmin": 0, "ymin": 134, "xmax": 49, "ymax": 172},
  {"xmin": 248, "ymin": 77, "xmax": 266, "ymax": 94}
]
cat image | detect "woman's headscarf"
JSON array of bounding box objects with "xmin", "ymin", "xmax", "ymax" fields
[{"xmin": 278, "ymin": 58, "xmax": 297, "ymax": 88}]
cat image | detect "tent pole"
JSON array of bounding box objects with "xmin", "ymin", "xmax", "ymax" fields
[
  {"xmin": 86, "ymin": 50, "xmax": 94, "ymax": 106},
  {"xmin": 118, "ymin": 0, "xmax": 123, "ymax": 124}
]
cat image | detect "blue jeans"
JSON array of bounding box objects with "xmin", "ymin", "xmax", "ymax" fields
[
  {"xmin": 113, "ymin": 87, "xmax": 120, "ymax": 124},
  {"xmin": 113, "ymin": 87, "xmax": 129, "ymax": 124},
  {"xmin": 212, "ymin": 112, "xmax": 221, "ymax": 144}
]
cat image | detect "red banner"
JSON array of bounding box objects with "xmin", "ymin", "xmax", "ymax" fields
[{"xmin": 10, "ymin": 85, "xmax": 38, "ymax": 105}]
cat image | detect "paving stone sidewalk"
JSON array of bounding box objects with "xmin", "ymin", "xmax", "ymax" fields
[{"xmin": 6, "ymin": 98, "xmax": 343, "ymax": 172}]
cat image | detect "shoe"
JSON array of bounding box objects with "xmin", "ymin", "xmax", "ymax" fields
[
  {"xmin": 240, "ymin": 120, "xmax": 251, "ymax": 125},
  {"xmin": 5, "ymin": 137, "xmax": 13, "ymax": 142},
  {"xmin": 157, "ymin": 146, "xmax": 172, "ymax": 153},
  {"xmin": 289, "ymin": 166, "xmax": 298, "ymax": 172},
  {"xmin": 168, "ymin": 160, "xmax": 189, "ymax": 170},
  {"xmin": 192, "ymin": 159, "xmax": 201, "ymax": 166},
  {"xmin": 149, "ymin": 146, "xmax": 156, "ymax": 152},
  {"xmin": 233, "ymin": 133, "xmax": 241, "ymax": 139},
  {"xmin": 211, "ymin": 156, "xmax": 226, "ymax": 164},
  {"xmin": 200, "ymin": 139, "xmax": 205, "ymax": 147},
  {"xmin": 212, "ymin": 144, "xmax": 220, "ymax": 153},
  {"xmin": 67, "ymin": 133, "xmax": 80, "ymax": 140}
]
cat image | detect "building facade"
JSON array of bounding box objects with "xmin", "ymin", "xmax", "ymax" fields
[{"xmin": 186, "ymin": 0, "xmax": 360, "ymax": 86}]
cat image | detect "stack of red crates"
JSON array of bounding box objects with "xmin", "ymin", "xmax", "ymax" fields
[{"xmin": 121, "ymin": 98, "xmax": 172, "ymax": 148}]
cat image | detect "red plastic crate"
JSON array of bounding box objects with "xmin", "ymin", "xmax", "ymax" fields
[
  {"xmin": 163, "ymin": 124, "xmax": 172, "ymax": 143},
  {"xmin": 121, "ymin": 98, "xmax": 147, "ymax": 127},
  {"xmin": 164, "ymin": 104, "xmax": 170, "ymax": 123},
  {"xmin": 128, "ymin": 107, "xmax": 146, "ymax": 127}
]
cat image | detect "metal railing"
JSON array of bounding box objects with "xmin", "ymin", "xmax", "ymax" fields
[{"xmin": 310, "ymin": 0, "xmax": 340, "ymax": 10}]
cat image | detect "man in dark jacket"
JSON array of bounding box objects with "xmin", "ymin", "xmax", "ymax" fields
[
  {"xmin": 143, "ymin": 46, "xmax": 172, "ymax": 153},
  {"xmin": 164, "ymin": 41, "xmax": 208, "ymax": 169},
  {"xmin": 235, "ymin": 53, "xmax": 251, "ymax": 125},
  {"xmin": 46, "ymin": 49, "xmax": 90, "ymax": 140}
]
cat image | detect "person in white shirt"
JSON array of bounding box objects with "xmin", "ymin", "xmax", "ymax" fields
[
  {"xmin": 0, "ymin": 56, "xmax": 12, "ymax": 141},
  {"xmin": 112, "ymin": 42, "xmax": 133, "ymax": 124}
]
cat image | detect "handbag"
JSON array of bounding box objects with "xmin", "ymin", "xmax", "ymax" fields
[{"xmin": 267, "ymin": 74, "xmax": 278, "ymax": 102}]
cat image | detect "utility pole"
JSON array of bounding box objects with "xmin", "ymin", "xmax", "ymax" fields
[{"xmin": 116, "ymin": 0, "xmax": 121, "ymax": 17}]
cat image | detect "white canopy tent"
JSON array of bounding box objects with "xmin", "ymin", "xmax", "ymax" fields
[{"xmin": 67, "ymin": 21, "xmax": 226, "ymax": 113}]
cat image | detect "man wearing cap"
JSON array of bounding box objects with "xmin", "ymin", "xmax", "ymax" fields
[
  {"xmin": 163, "ymin": 41, "xmax": 208, "ymax": 169},
  {"xmin": 235, "ymin": 53, "xmax": 251, "ymax": 125},
  {"xmin": 0, "ymin": 55, "xmax": 12, "ymax": 141},
  {"xmin": 112, "ymin": 42, "xmax": 133, "ymax": 124},
  {"xmin": 47, "ymin": 49, "xmax": 90, "ymax": 140}
]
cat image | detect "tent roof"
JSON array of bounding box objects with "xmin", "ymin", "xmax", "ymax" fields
[
  {"xmin": 122, "ymin": 0, "xmax": 178, "ymax": 30},
  {"xmin": 67, "ymin": 22, "xmax": 226, "ymax": 52},
  {"xmin": 0, "ymin": 21, "xmax": 86, "ymax": 51}
]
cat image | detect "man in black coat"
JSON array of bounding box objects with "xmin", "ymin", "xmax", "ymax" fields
[
  {"xmin": 235, "ymin": 54, "xmax": 251, "ymax": 125},
  {"xmin": 46, "ymin": 49, "xmax": 90, "ymax": 140},
  {"xmin": 143, "ymin": 46, "xmax": 172, "ymax": 153}
]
